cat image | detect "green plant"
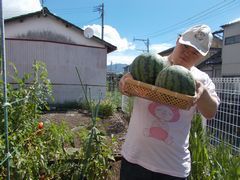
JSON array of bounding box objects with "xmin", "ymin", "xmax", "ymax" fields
[
  {"xmin": 79, "ymin": 91, "xmax": 119, "ymax": 118},
  {"xmin": 75, "ymin": 67, "xmax": 115, "ymax": 179},
  {"xmin": 0, "ymin": 61, "xmax": 52, "ymax": 134},
  {"xmin": 122, "ymin": 96, "xmax": 134, "ymax": 122},
  {"xmin": 0, "ymin": 62, "xmax": 121, "ymax": 179},
  {"xmin": 76, "ymin": 126, "xmax": 115, "ymax": 180},
  {"xmin": 189, "ymin": 114, "xmax": 240, "ymax": 180},
  {"xmin": 9, "ymin": 122, "xmax": 74, "ymax": 179},
  {"xmin": 97, "ymin": 99, "xmax": 115, "ymax": 118},
  {"xmin": 106, "ymin": 90, "xmax": 122, "ymax": 108},
  {"xmin": 0, "ymin": 61, "xmax": 76, "ymax": 179},
  {"xmin": 189, "ymin": 114, "xmax": 211, "ymax": 179},
  {"xmin": 79, "ymin": 100, "xmax": 92, "ymax": 111}
]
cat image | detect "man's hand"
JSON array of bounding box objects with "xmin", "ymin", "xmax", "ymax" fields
[
  {"xmin": 194, "ymin": 80, "xmax": 205, "ymax": 103},
  {"xmin": 194, "ymin": 80, "xmax": 218, "ymax": 119},
  {"xmin": 119, "ymin": 73, "xmax": 133, "ymax": 95}
]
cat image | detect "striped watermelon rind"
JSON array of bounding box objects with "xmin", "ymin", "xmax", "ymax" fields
[
  {"xmin": 155, "ymin": 65, "xmax": 196, "ymax": 96},
  {"xmin": 130, "ymin": 53, "xmax": 168, "ymax": 85}
]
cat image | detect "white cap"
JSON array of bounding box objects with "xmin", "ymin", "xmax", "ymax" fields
[{"xmin": 179, "ymin": 24, "xmax": 213, "ymax": 56}]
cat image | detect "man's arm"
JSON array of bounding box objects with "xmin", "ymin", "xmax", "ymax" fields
[
  {"xmin": 195, "ymin": 81, "xmax": 218, "ymax": 119},
  {"xmin": 119, "ymin": 73, "xmax": 133, "ymax": 95}
]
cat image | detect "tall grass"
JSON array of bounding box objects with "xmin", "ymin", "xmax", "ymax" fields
[{"xmin": 189, "ymin": 114, "xmax": 240, "ymax": 180}]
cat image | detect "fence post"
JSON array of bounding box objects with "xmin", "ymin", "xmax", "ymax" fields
[{"xmin": 0, "ymin": 0, "xmax": 11, "ymax": 179}]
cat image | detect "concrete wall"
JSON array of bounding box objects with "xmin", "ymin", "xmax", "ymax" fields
[
  {"xmin": 222, "ymin": 21, "xmax": 240, "ymax": 76},
  {"xmin": 6, "ymin": 39, "xmax": 107, "ymax": 104}
]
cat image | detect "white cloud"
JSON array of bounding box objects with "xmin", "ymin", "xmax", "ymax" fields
[
  {"xmin": 106, "ymin": 42, "xmax": 173, "ymax": 65},
  {"xmin": 3, "ymin": 0, "xmax": 42, "ymax": 19},
  {"xmin": 83, "ymin": 24, "xmax": 139, "ymax": 65},
  {"xmin": 83, "ymin": 24, "xmax": 135, "ymax": 52},
  {"xmin": 107, "ymin": 53, "xmax": 137, "ymax": 65},
  {"xmin": 150, "ymin": 43, "xmax": 172, "ymax": 54},
  {"xmin": 84, "ymin": 24, "xmax": 174, "ymax": 65}
]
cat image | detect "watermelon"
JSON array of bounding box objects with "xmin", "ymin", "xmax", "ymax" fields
[
  {"xmin": 130, "ymin": 53, "xmax": 167, "ymax": 85},
  {"xmin": 155, "ymin": 65, "xmax": 196, "ymax": 96}
]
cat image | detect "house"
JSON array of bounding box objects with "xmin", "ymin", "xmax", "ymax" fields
[
  {"xmin": 221, "ymin": 20, "xmax": 240, "ymax": 77},
  {"xmin": 4, "ymin": 7, "xmax": 117, "ymax": 106},
  {"xmin": 196, "ymin": 49, "xmax": 222, "ymax": 77}
]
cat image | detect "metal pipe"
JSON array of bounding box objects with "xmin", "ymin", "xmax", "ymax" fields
[{"xmin": 0, "ymin": 0, "xmax": 10, "ymax": 179}]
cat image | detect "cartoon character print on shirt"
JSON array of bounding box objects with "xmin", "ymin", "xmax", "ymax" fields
[{"xmin": 144, "ymin": 102, "xmax": 180, "ymax": 145}]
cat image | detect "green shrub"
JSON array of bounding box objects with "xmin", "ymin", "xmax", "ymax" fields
[
  {"xmin": 79, "ymin": 92, "xmax": 117, "ymax": 118},
  {"xmin": 0, "ymin": 61, "xmax": 74, "ymax": 179},
  {"xmin": 97, "ymin": 99, "xmax": 115, "ymax": 118},
  {"xmin": 106, "ymin": 91, "xmax": 122, "ymax": 108}
]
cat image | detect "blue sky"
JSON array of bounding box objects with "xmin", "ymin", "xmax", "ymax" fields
[{"xmin": 3, "ymin": 0, "xmax": 240, "ymax": 65}]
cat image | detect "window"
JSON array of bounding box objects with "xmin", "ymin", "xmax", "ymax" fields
[{"xmin": 225, "ymin": 34, "xmax": 240, "ymax": 45}]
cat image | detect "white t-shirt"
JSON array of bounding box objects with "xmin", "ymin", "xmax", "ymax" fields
[{"xmin": 121, "ymin": 59, "xmax": 220, "ymax": 178}]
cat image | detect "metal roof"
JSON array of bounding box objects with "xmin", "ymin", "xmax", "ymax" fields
[
  {"xmin": 5, "ymin": 7, "xmax": 117, "ymax": 53},
  {"xmin": 221, "ymin": 19, "xmax": 240, "ymax": 28}
]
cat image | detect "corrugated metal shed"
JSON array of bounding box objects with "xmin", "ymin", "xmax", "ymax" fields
[{"xmin": 5, "ymin": 8, "xmax": 117, "ymax": 105}]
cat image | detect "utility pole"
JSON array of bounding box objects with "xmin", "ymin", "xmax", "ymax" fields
[
  {"xmin": 41, "ymin": 0, "xmax": 46, "ymax": 15},
  {"xmin": 93, "ymin": 3, "xmax": 104, "ymax": 40},
  {"xmin": 133, "ymin": 38, "xmax": 150, "ymax": 52},
  {"xmin": 41, "ymin": 0, "xmax": 45, "ymax": 7}
]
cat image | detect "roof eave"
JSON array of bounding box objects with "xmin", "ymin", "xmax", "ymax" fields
[
  {"xmin": 221, "ymin": 20, "xmax": 240, "ymax": 28},
  {"xmin": 5, "ymin": 7, "xmax": 117, "ymax": 54}
]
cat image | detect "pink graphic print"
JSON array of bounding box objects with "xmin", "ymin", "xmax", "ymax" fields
[{"xmin": 144, "ymin": 103, "xmax": 180, "ymax": 144}]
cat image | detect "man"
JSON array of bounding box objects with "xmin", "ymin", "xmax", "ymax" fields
[{"xmin": 119, "ymin": 24, "xmax": 220, "ymax": 180}]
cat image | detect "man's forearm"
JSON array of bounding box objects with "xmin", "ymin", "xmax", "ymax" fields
[{"xmin": 196, "ymin": 89, "xmax": 218, "ymax": 119}]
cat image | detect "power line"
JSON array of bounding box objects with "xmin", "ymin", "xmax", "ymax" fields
[
  {"xmin": 147, "ymin": 1, "xmax": 240, "ymax": 45},
  {"xmin": 49, "ymin": 6, "xmax": 93, "ymax": 12},
  {"xmin": 151, "ymin": 2, "xmax": 239, "ymax": 39},
  {"xmin": 151, "ymin": 0, "xmax": 239, "ymax": 45},
  {"xmin": 140, "ymin": 0, "xmax": 238, "ymax": 39},
  {"xmin": 150, "ymin": 1, "xmax": 239, "ymax": 38},
  {"xmin": 83, "ymin": 17, "xmax": 100, "ymax": 24},
  {"xmin": 145, "ymin": 0, "xmax": 236, "ymax": 37}
]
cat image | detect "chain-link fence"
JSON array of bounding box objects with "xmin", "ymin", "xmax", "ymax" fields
[{"xmin": 207, "ymin": 77, "xmax": 240, "ymax": 153}]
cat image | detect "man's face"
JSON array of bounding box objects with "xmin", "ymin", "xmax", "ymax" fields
[{"xmin": 171, "ymin": 39, "xmax": 204, "ymax": 69}]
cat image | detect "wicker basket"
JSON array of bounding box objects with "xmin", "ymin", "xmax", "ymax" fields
[{"xmin": 124, "ymin": 79, "xmax": 196, "ymax": 110}]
